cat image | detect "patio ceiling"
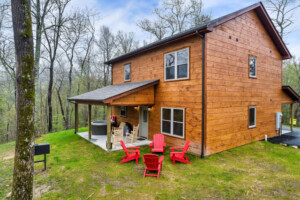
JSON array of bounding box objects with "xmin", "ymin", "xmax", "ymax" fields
[{"xmin": 68, "ymin": 79, "xmax": 159, "ymax": 106}]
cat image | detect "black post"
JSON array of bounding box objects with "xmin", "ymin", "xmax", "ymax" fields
[{"xmin": 44, "ymin": 154, "xmax": 46, "ymax": 171}]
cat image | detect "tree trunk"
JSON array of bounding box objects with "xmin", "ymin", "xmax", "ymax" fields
[
  {"xmin": 34, "ymin": 0, "xmax": 42, "ymax": 136},
  {"xmin": 47, "ymin": 61, "xmax": 53, "ymax": 132},
  {"xmin": 57, "ymin": 88, "xmax": 66, "ymax": 125},
  {"xmin": 11, "ymin": 0, "xmax": 35, "ymax": 199},
  {"xmin": 65, "ymin": 63, "xmax": 73, "ymax": 130}
]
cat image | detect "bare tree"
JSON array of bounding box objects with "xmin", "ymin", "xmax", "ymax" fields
[
  {"xmin": 60, "ymin": 10, "xmax": 91, "ymax": 129},
  {"xmin": 31, "ymin": 0, "xmax": 53, "ymax": 134},
  {"xmin": 76, "ymin": 13, "xmax": 95, "ymax": 94},
  {"xmin": 137, "ymin": 0, "xmax": 211, "ymax": 40},
  {"xmin": 264, "ymin": 0, "xmax": 300, "ymax": 38},
  {"xmin": 11, "ymin": 0, "xmax": 35, "ymax": 198},
  {"xmin": 43, "ymin": 0, "xmax": 70, "ymax": 132},
  {"xmin": 97, "ymin": 26, "xmax": 115, "ymax": 86},
  {"xmin": 116, "ymin": 31, "xmax": 139, "ymax": 55},
  {"xmin": 137, "ymin": 19, "xmax": 167, "ymax": 40}
]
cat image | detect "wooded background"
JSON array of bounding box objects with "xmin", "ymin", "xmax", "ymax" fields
[{"xmin": 0, "ymin": 0, "xmax": 299, "ymax": 144}]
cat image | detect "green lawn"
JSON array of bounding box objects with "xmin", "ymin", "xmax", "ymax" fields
[{"xmin": 1, "ymin": 128, "xmax": 300, "ymax": 199}]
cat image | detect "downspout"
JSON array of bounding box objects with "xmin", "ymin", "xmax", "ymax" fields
[{"xmin": 196, "ymin": 30, "xmax": 205, "ymax": 158}]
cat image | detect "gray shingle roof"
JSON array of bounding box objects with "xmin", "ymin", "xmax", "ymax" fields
[{"xmin": 68, "ymin": 79, "xmax": 159, "ymax": 103}]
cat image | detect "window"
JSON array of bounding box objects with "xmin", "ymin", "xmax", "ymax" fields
[
  {"xmin": 124, "ymin": 64, "xmax": 130, "ymax": 81},
  {"xmin": 249, "ymin": 106, "xmax": 256, "ymax": 128},
  {"xmin": 161, "ymin": 107, "xmax": 184, "ymax": 138},
  {"xmin": 120, "ymin": 106, "xmax": 126, "ymax": 117},
  {"xmin": 165, "ymin": 48, "xmax": 189, "ymax": 81},
  {"xmin": 249, "ymin": 56, "xmax": 257, "ymax": 78}
]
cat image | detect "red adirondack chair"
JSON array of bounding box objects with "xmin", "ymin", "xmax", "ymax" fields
[
  {"xmin": 149, "ymin": 134, "xmax": 166, "ymax": 154},
  {"xmin": 170, "ymin": 141, "xmax": 191, "ymax": 164},
  {"xmin": 143, "ymin": 154, "xmax": 164, "ymax": 179},
  {"xmin": 120, "ymin": 140, "xmax": 140, "ymax": 163}
]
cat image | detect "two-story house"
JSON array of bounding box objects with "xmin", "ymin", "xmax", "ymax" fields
[{"xmin": 69, "ymin": 2, "xmax": 300, "ymax": 156}]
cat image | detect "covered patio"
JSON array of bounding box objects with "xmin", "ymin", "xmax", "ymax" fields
[{"xmin": 68, "ymin": 79, "xmax": 159, "ymax": 151}]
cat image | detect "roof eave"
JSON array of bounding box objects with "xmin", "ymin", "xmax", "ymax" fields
[
  {"xmin": 282, "ymin": 85, "xmax": 300, "ymax": 102},
  {"xmin": 105, "ymin": 27, "xmax": 212, "ymax": 65}
]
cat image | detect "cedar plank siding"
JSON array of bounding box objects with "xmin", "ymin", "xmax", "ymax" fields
[
  {"xmin": 112, "ymin": 36, "xmax": 203, "ymax": 155},
  {"xmin": 205, "ymin": 11, "xmax": 292, "ymax": 155},
  {"xmin": 110, "ymin": 86, "xmax": 155, "ymax": 106}
]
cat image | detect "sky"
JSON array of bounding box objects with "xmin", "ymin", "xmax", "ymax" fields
[{"xmin": 69, "ymin": 0, "xmax": 300, "ymax": 58}]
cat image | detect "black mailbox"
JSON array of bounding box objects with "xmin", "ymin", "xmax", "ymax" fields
[
  {"xmin": 34, "ymin": 143, "xmax": 50, "ymax": 171},
  {"xmin": 34, "ymin": 143, "xmax": 50, "ymax": 155}
]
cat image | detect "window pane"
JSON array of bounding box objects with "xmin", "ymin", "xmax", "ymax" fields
[
  {"xmin": 125, "ymin": 65, "xmax": 130, "ymax": 80},
  {"xmin": 143, "ymin": 110, "xmax": 148, "ymax": 122},
  {"xmin": 177, "ymin": 49, "xmax": 188, "ymax": 65},
  {"xmin": 173, "ymin": 122, "xmax": 183, "ymax": 137},
  {"xmin": 166, "ymin": 66, "xmax": 175, "ymax": 80},
  {"xmin": 249, "ymin": 108, "xmax": 255, "ymax": 126},
  {"xmin": 174, "ymin": 109, "xmax": 183, "ymax": 122},
  {"xmin": 177, "ymin": 64, "xmax": 188, "ymax": 78},
  {"xmin": 162, "ymin": 108, "xmax": 171, "ymax": 120},
  {"xmin": 165, "ymin": 53, "xmax": 175, "ymax": 67},
  {"xmin": 162, "ymin": 121, "xmax": 171, "ymax": 133},
  {"xmin": 249, "ymin": 57, "xmax": 256, "ymax": 77}
]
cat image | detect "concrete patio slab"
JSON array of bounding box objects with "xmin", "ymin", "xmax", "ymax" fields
[
  {"xmin": 77, "ymin": 132, "xmax": 152, "ymax": 152},
  {"xmin": 268, "ymin": 127, "xmax": 300, "ymax": 147}
]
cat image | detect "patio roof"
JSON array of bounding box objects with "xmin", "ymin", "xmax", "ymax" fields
[
  {"xmin": 68, "ymin": 79, "xmax": 159, "ymax": 105},
  {"xmin": 282, "ymin": 86, "xmax": 300, "ymax": 102}
]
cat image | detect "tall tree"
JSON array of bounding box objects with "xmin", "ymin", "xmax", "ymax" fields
[
  {"xmin": 60, "ymin": 10, "xmax": 90, "ymax": 129},
  {"xmin": 264, "ymin": 0, "xmax": 300, "ymax": 38},
  {"xmin": 31, "ymin": 0, "xmax": 52, "ymax": 134},
  {"xmin": 97, "ymin": 26, "xmax": 115, "ymax": 86},
  {"xmin": 137, "ymin": 0, "xmax": 211, "ymax": 40},
  {"xmin": 11, "ymin": 0, "xmax": 35, "ymax": 198},
  {"xmin": 116, "ymin": 31, "xmax": 139, "ymax": 55},
  {"xmin": 43, "ymin": 0, "xmax": 70, "ymax": 132}
]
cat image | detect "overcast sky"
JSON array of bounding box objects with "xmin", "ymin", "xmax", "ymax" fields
[{"xmin": 70, "ymin": 0, "xmax": 300, "ymax": 57}]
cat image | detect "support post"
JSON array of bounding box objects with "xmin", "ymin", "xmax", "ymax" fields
[
  {"xmin": 75, "ymin": 103, "xmax": 78, "ymax": 134},
  {"xmin": 106, "ymin": 105, "xmax": 112, "ymax": 150},
  {"xmin": 291, "ymin": 103, "xmax": 294, "ymax": 132},
  {"xmin": 88, "ymin": 105, "xmax": 92, "ymax": 140}
]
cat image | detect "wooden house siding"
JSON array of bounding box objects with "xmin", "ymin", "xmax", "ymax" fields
[
  {"xmin": 205, "ymin": 11, "xmax": 292, "ymax": 155},
  {"xmin": 112, "ymin": 36, "xmax": 204, "ymax": 155}
]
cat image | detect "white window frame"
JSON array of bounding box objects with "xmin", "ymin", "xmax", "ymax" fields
[
  {"xmin": 161, "ymin": 107, "xmax": 185, "ymax": 138},
  {"xmin": 249, "ymin": 106, "xmax": 256, "ymax": 128},
  {"xmin": 124, "ymin": 64, "xmax": 130, "ymax": 81},
  {"xmin": 120, "ymin": 106, "xmax": 127, "ymax": 117},
  {"xmin": 249, "ymin": 56, "xmax": 257, "ymax": 78},
  {"xmin": 164, "ymin": 48, "xmax": 189, "ymax": 81}
]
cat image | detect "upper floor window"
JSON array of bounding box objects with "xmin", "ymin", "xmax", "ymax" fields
[
  {"xmin": 165, "ymin": 48, "xmax": 189, "ymax": 81},
  {"xmin": 249, "ymin": 56, "xmax": 257, "ymax": 78},
  {"xmin": 161, "ymin": 107, "xmax": 185, "ymax": 138},
  {"xmin": 124, "ymin": 64, "xmax": 130, "ymax": 81},
  {"xmin": 249, "ymin": 106, "xmax": 256, "ymax": 128}
]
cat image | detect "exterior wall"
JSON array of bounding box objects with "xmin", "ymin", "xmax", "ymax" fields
[
  {"xmin": 205, "ymin": 10, "xmax": 292, "ymax": 155},
  {"xmin": 112, "ymin": 36, "xmax": 203, "ymax": 154}
]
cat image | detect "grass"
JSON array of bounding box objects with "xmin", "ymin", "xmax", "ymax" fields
[{"xmin": 1, "ymin": 128, "xmax": 300, "ymax": 199}]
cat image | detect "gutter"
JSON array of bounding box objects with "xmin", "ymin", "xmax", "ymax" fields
[{"xmin": 196, "ymin": 30, "xmax": 206, "ymax": 158}]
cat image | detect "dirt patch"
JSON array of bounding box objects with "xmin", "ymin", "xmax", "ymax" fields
[
  {"xmin": 1, "ymin": 151, "xmax": 14, "ymax": 161},
  {"xmin": 97, "ymin": 186, "xmax": 106, "ymax": 196},
  {"xmin": 33, "ymin": 184, "xmax": 51, "ymax": 199}
]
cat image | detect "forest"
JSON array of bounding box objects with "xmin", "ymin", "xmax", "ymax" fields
[{"xmin": 0, "ymin": 0, "xmax": 299, "ymax": 144}]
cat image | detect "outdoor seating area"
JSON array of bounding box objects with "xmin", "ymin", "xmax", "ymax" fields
[{"xmin": 119, "ymin": 134, "xmax": 191, "ymax": 179}]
